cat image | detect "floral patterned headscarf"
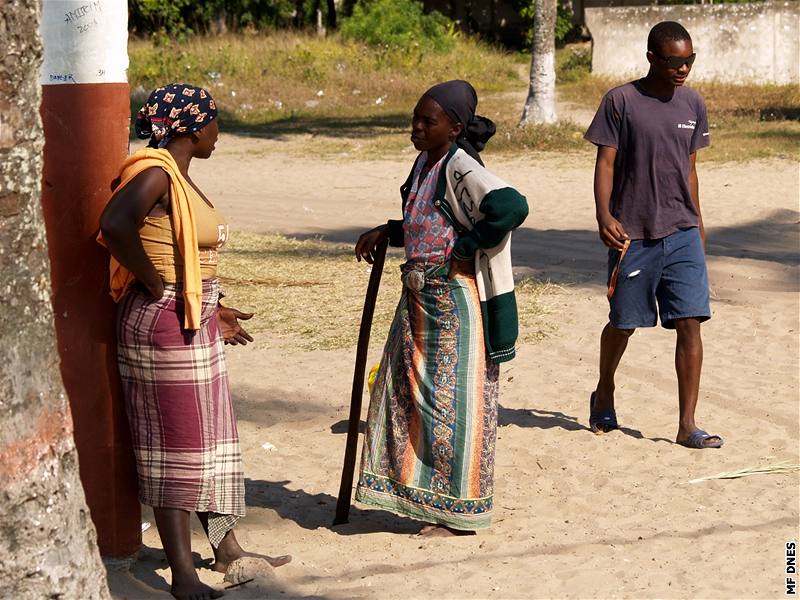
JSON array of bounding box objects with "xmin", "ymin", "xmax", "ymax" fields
[{"xmin": 134, "ymin": 83, "xmax": 218, "ymax": 148}]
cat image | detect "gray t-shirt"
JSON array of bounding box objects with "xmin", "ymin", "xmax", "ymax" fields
[{"xmin": 584, "ymin": 80, "xmax": 710, "ymax": 240}]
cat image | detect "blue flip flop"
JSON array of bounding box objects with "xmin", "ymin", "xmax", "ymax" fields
[
  {"xmin": 589, "ymin": 392, "xmax": 619, "ymax": 434},
  {"xmin": 678, "ymin": 429, "xmax": 724, "ymax": 449}
]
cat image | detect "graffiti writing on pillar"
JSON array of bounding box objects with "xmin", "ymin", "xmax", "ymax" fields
[
  {"xmin": 64, "ymin": 1, "xmax": 103, "ymax": 35},
  {"xmin": 453, "ymin": 168, "xmax": 477, "ymax": 225},
  {"xmin": 49, "ymin": 74, "xmax": 77, "ymax": 84}
]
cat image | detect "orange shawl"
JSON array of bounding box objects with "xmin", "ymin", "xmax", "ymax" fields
[{"xmin": 99, "ymin": 148, "xmax": 203, "ymax": 330}]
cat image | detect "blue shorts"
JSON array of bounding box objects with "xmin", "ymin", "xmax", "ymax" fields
[{"xmin": 607, "ymin": 227, "xmax": 711, "ymax": 330}]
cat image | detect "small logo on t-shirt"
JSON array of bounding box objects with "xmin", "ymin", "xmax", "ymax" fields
[{"xmin": 677, "ymin": 120, "xmax": 696, "ymax": 130}]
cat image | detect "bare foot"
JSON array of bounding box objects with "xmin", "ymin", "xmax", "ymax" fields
[
  {"xmin": 417, "ymin": 524, "xmax": 476, "ymax": 537},
  {"xmin": 171, "ymin": 579, "xmax": 224, "ymax": 600},
  {"xmin": 213, "ymin": 551, "xmax": 292, "ymax": 573}
]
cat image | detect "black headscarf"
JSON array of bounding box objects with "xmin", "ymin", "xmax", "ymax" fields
[{"xmin": 423, "ymin": 80, "xmax": 496, "ymax": 165}]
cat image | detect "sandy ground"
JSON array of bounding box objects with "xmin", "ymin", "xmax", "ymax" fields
[{"xmin": 108, "ymin": 134, "xmax": 799, "ymax": 599}]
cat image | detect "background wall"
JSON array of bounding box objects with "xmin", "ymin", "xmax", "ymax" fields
[{"xmin": 585, "ymin": 1, "xmax": 800, "ymax": 84}]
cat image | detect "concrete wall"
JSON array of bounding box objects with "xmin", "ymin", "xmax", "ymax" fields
[{"xmin": 585, "ymin": 2, "xmax": 800, "ymax": 84}]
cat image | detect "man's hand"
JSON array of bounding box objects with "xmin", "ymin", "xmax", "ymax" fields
[
  {"xmin": 700, "ymin": 224, "xmax": 706, "ymax": 252},
  {"xmin": 597, "ymin": 211, "xmax": 629, "ymax": 250},
  {"xmin": 218, "ymin": 306, "xmax": 254, "ymax": 345},
  {"xmin": 355, "ymin": 224, "xmax": 389, "ymax": 265},
  {"xmin": 688, "ymin": 152, "xmax": 705, "ymax": 252},
  {"xmin": 448, "ymin": 257, "xmax": 475, "ymax": 280}
]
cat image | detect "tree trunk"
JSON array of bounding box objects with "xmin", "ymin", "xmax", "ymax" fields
[
  {"xmin": 213, "ymin": 7, "xmax": 228, "ymax": 35},
  {"xmin": 327, "ymin": 0, "xmax": 337, "ymax": 29},
  {"xmin": 0, "ymin": 2, "xmax": 110, "ymax": 598},
  {"xmin": 315, "ymin": 0, "xmax": 326, "ymax": 36},
  {"xmin": 521, "ymin": 0, "xmax": 558, "ymax": 125},
  {"xmin": 341, "ymin": 0, "xmax": 356, "ymax": 18},
  {"xmin": 453, "ymin": 0, "xmax": 467, "ymax": 31}
]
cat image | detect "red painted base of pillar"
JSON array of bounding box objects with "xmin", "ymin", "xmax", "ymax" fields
[{"xmin": 40, "ymin": 83, "xmax": 140, "ymax": 557}]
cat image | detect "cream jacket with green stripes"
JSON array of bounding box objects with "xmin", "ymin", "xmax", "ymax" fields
[{"xmin": 387, "ymin": 143, "xmax": 529, "ymax": 363}]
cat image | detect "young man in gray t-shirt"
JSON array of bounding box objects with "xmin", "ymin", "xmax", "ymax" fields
[{"xmin": 583, "ymin": 21, "xmax": 723, "ymax": 449}]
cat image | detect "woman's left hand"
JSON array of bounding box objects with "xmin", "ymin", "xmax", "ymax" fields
[
  {"xmin": 218, "ymin": 306, "xmax": 254, "ymax": 345},
  {"xmin": 448, "ymin": 257, "xmax": 475, "ymax": 280}
]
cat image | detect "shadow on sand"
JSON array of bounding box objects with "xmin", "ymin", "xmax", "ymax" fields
[
  {"xmin": 245, "ymin": 478, "xmax": 422, "ymax": 535},
  {"xmin": 276, "ymin": 208, "xmax": 800, "ymax": 291}
]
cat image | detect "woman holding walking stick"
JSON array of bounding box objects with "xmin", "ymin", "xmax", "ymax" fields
[{"xmin": 354, "ymin": 80, "xmax": 528, "ymax": 535}]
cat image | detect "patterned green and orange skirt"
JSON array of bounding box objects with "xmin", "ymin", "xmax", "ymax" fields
[{"xmin": 356, "ymin": 261, "xmax": 499, "ymax": 530}]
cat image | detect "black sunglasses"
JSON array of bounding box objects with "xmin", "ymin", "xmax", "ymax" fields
[{"xmin": 652, "ymin": 51, "xmax": 696, "ymax": 69}]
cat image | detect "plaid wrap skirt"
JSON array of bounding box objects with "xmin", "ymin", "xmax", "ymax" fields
[{"xmin": 116, "ymin": 278, "xmax": 245, "ymax": 546}]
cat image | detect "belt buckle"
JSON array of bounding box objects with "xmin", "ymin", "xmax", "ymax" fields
[{"xmin": 404, "ymin": 270, "xmax": 425, "ymax": 292}]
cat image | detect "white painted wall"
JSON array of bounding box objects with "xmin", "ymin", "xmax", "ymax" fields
[
  {"xmin": 586, "ymin": 1, "xmax": 800, "ymax": 84},
  {"xmin": 40, "ymin": 0, "xmax": 128, "ymax": 85}
]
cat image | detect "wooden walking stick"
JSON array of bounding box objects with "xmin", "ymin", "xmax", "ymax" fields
[{"xmin": 333, "ymin": 237, "xmax": 389, "ymax": 526}]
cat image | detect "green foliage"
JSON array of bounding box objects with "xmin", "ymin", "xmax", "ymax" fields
[
  {"xmin": 657, "ymin": 0, "xmax": 764, "ymax": 4},
  {"xmin": 518, "ymin": 1, "xmax": 579, "ymax": 47},
  {"xmin": 128, "ymin": 0, "xmax": 326, "ymax": 38},
  {"xmin": 130, "ymin": 0, "xmax": 196, "ymax": 37},
  {"xmin": 128, "ymin": 32, "xmax": 519, "ymax": 127},
  {"xmin": 489, "ymin": 119, "xmax": 587, "ymax": 153},
  {"xmin": 555, "ymin": 4, "xmax": 575, "ymax": 44},
  {"xmin": 339, "ymin": 0, "xmax": 455, "ymax": 52},
  {"xmin": 555, "ymin": 44, "xmax": 591, "ymax": 83}
]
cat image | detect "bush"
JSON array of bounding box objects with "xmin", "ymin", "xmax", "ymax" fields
[
  {"xmin": 129, "ymin": 0, "xmax": 325, "ymax": 38},
  {"xmin": 127, "ymin": 32, "xmax": 521, "ymax": 126},
  {"xmin": 556, "ymin": 44, "xmax": 591, "ymax": 83},
  {"xmin": 339, "ymin": 0, "xmax": 455, "ymax": 52}
]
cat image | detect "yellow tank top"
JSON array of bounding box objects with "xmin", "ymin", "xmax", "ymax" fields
[{"xmin": 139, "ymin": 187, "xmax": 229, "ymax": 283}]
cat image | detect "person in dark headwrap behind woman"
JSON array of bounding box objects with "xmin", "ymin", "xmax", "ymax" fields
[{"xmin": 353, "ymin": 80, "xmax": 529, "ymax": 535}]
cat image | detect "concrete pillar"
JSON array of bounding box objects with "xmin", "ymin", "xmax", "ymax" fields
[{"xmin": 38, "ymin": 0, "xmax": 140, "ymax": 557}]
